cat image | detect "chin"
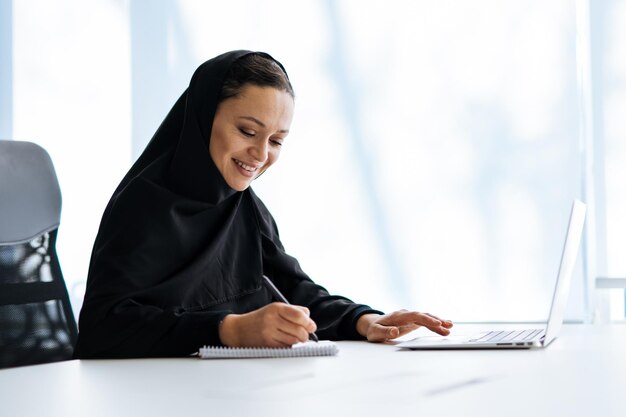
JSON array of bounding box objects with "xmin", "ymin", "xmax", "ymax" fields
[{"xmin": 229, "ymin": 181, "xmax": 251, "ymax": 192}]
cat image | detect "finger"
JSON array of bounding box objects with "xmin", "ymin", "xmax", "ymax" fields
[
  {"xmin": 276, "ymin": 319, "xmax": 311, "ymax": 343},
  {"xmin": 429, "ymin": 326, "xmax": 451, "ymax": 336},
  {"xmin": 257, "ymin": 309, "xmax": 310, "ymax": 346},
  {"xmin": 275, "ymin": 303, "xmax": 308, "ymax": 322},
  {"xmin": 418, "ymin": 313, "xmax": 451, "ymax": 335},
  {"xmin": 294, "ymin": 305, "xmax": 310, "ymax": 316},
  {"xmin": 383, "ymin": 311, "xmax": 442, "ymax": 328},
  {"xmin": 424, "ymin": 312, "xmax": 454, "ymax": 328},
  {"xmin": 273, "ymin": 327, "xmax": 309, "ymax": 346},
  {"xmin": 267, "ymin": 335, "xmax": 293, "ymax": 348},
  {"xmin": 385, "ymin": 311, "xmax": 449, "ymax": 336},
  {"xmin": 367, "ymin": 323, "xmax": 400, "ymax": 342},
  {"xmin": 423, "ymin": 321, "xmax": 451, "ymax": 336},
  {"xmin": 264, "ymin": 306, "xmax": 313, "ymax": 342},
  {"xmin": 277, "ymin": 304, "xmax": 317, "ymax": 333},
  {"xmin": 295, "ymin": 306, "xmax": 317, "ymax": 332}
]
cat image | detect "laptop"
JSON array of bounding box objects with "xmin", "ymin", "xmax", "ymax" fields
[{"xmin": 397, "ymin": 199, "xmax": 586, "ymax": 350}]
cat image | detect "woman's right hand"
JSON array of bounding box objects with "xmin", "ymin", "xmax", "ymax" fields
[{"xmin": 218, "ymin": 302, "xmax": 317, "ymax": 347}]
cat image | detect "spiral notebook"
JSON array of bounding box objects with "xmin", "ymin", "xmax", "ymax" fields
[{"xmin": 198, "ymin": 340, "xmax": 338, "ymax": 359}]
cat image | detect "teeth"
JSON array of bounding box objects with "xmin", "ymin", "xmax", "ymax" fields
[{"xmin": 235, "ymin": 159, "xmax": 257, "ymax": 172}]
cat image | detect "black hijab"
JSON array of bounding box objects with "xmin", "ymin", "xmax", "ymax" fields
[{"xmin": 74, "ymin": 50, "xmax": 380, "ymax": 359}]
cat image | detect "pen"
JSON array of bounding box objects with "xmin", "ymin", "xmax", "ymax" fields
[{"xmin": 262, "ymin": 274, "xmax": 319, "ymax": 342}]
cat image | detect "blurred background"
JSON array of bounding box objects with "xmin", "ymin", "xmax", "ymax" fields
[{"xmin": 1, "ymin": 0, "xmax": 624, "ymax": 323}]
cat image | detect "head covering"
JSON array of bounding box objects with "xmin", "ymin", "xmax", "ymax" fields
[
  {"xmin": 120, "ymin": 50, "xmax": 285, "ymax": 203},
  {"xmin": 74, "ymin": 51, "xmax": 379, "ymax": 359}
]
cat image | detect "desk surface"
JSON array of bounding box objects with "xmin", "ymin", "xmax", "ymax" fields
[{"xmin": 1, "ymin": 324, "xmax": 624, "ymax": 417}]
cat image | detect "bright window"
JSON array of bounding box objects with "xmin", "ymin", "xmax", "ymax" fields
[{"xmin": 3, "ymin": 0, "xmax": 624, "ymax": 322}]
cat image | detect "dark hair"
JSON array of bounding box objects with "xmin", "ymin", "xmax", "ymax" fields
[{"xmin": 218, "ymin": 53, "xmax": 295, "ymax": 104}]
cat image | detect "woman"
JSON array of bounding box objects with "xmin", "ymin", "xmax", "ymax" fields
[{"xmin": 74, "ymin": 50, "xmax": 452, "ymax": 358}]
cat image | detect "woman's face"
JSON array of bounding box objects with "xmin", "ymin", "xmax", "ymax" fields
[{"xmin": 209, "ymin": 85, "xmax": 294, "ymax": 191}]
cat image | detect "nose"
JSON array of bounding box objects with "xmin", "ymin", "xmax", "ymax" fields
[{"xmin": 250, "ymin": 138, "xmax": 269, "ymax": 163}]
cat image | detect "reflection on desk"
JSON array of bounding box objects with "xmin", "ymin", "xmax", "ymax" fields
[{"xmin": 0, "ymin": 324, "xmax": 624, "ymax": 417}]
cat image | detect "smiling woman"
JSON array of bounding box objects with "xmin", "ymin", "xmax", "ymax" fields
[
  {"xmin": 73, "ymin": 50, "xmax": 452, "ymax": 358},
  {"xmin": 209, "ymin": 54, "xmax": 295, "ymax": 191},
  {"xmin": 209, "ymin": 85, "xmax": 294, "ymax": 191}
]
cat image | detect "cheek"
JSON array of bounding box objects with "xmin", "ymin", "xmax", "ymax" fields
[
  {"xmin": 268, "ymin": 148, "xmax": 281, "ymax": 166},
  {"xmin": 209, "ymin": 131, "xmax": 230, "ymax": 162}
]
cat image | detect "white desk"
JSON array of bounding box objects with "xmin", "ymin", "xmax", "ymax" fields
[{"xmin": 1, "ymin": 324, "xmax": 624, "ymax": 417}]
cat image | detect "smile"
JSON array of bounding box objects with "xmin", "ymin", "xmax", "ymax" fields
[{"xmin": 234, "ymin": 159, "xmax": 259, "ymax": 173}]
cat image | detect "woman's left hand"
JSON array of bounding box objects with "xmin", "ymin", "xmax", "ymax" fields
[{"xmin": 356, "ymin": 310, "xmax": 453, "ymax": 342}]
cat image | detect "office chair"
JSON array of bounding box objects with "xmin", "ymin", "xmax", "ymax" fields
[{"xmin": 0, "ymin": 139, "xmax": 78, "ymax": 368}]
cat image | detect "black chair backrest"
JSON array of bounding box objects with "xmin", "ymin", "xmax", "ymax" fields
[{"xmin": 0, "ymin": 140, "xmax": 78, "ymax": 368}]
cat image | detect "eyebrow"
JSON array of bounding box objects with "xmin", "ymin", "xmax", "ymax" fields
[{"xmin": 238, "ymin": 116, "xmax": 290, "ymax": 134}]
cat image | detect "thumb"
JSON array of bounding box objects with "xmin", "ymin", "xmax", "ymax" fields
[{"xmin": 368, "ymin": 323, "xmax": 400, "ymax": 342}]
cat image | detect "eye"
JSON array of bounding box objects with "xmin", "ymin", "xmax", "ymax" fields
[
  {"xmin": 270, "ymin": 139, "xmax": 283, "ymax": 147},
  {"xmin": 239, "ymin": 128, "xmax": 255, "ymax": 137}
]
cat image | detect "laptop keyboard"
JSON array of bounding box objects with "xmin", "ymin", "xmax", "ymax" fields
[{"xmin": 469, "ymin": 329, "xmax": 544, "ymax": 343}]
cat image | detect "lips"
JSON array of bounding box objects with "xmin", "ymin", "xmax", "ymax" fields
[
  {"xmin": 234, "ymin": 159, "xmax": 258, "ymax": 173},
  {"xmin": 232, "ymin": 159, "xmax": 264, "ymax": 180}
]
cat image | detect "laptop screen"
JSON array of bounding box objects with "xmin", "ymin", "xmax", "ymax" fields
[{"xmin": 543, "ymin": 199, "xmax": 586, "ymax": 345}]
